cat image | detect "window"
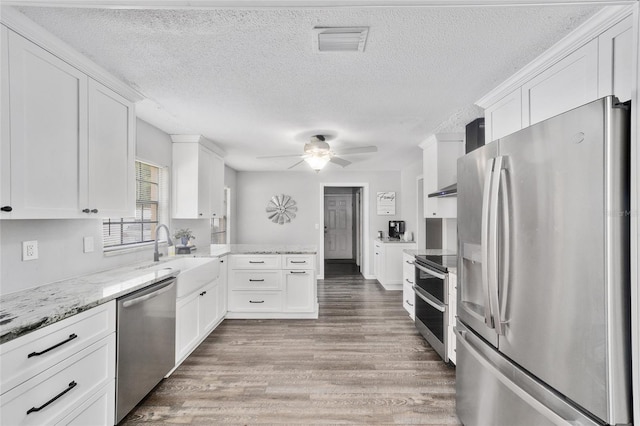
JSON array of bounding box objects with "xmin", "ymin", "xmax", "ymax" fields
[{"xmin": 103, "ymin": 161, "xmax": 167, "ymax": 249}]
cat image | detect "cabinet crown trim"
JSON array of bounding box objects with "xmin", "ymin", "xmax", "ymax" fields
[
  {"xmin": 418, "ymin": 132, "xmax": 464, "ymax": 149},
  {"xmin": 476, "ymin": 4, "xmax": 635, "ymax": 108},
  {"xmin": 0, "ymin": 6, "xmax": 143, "ymax": 102}
]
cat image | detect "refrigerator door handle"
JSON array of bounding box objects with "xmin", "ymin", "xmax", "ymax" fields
[
  {"xmin": 454, "ymin": 327, "xmax": 571, "ymax": 425},
  {"xmin": 489, "ymin": 156, "xmax": 504, "ymax": 335},
  {"xmin": 499, "ymin": 166, "xmax": 511, "ymax": 327},
  {"xmin": 481, "ymin": 158, "xmax": 496, "ymax": 328}
]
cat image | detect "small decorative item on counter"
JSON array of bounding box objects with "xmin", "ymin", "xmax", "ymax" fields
[{"xmin": 173, "ymin": 228, "xmax": 196, "ymax": 246}]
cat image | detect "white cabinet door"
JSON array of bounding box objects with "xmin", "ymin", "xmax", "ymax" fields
[
  {"xmin": 5, "ymin": 30, "xmax": 87, "ymax": 219},
  {"xmin": 210, "ymin": 152, "xmax": 225, "ymax": 218},
  {"xmin": 373, "ymin": 241, "xmax": 382, "ymax": 279},
  {"xmin": 422, "ymin": 135, "xmax": 463, "ymax": 218},
  {"xmin": 598, "ymin": 15, "xmax": 634, "ymax": 102},
  {"xmin": 197, "ymin": 145, "xmax": 213, "ymax": 218},
  {"xmin": 522, "ymin": 38, "xmax": 598, "ymax": 126},
  {"xmin": 175, "ymin": 292, "xmax": 200, "ymax": 362},
  {"xmin": 86, "ymin": 79, "xmax": 135, "ymax": 218},
  {"xmin": 283, "ymin": 270, "xmax": 314, "ymax": 312},
  {"xmin": 173, "ymin": 143, "xmax": 217, "ymax": 219},
  {"xmin": 484, "ymin": 88, "xmax": 523, "ymax": 143},
  {"xmin": 198, "ymin": 280, "xmax": 219, "ymax": 335},
  {"xmin": 1, "ymin": 25, "xmax": 10, "ymax": 216},
  {"xmin": 56, "ymin": 380, "xmax": 115, "ymax": 426},
  {"xmin": 218, "ymin": 256, "xmax": 228, "ymax": 317}
]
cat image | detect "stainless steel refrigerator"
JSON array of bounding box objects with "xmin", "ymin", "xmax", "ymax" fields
[{"xmin": 456, "ymin": 96, "xmax": 631, "ymax": 425}]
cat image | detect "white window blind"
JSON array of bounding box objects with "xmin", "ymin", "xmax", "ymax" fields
[{"xmin": 103, "ymin": 161, "xmax": 167, "ymax": 249}]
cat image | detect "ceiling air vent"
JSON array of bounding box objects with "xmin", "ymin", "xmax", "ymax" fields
[{"xmin": 313, "ymin": 27, "xmax": 369, "ymax": 52}]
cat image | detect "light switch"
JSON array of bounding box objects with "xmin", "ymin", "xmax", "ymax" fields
[{"xmin": 83, "ymin": 236, "xmax": 94, "ymax": 253}]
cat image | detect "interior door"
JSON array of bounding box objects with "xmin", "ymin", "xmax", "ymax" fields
[{"xmin": 324, "ymin": 194, "xmax": 353, "ymax": 259}]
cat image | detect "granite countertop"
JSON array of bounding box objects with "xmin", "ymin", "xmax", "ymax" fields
[
  {"xmin": 210, "ymin": 244, "xmax": 317, "ymax": 256},
  {"xmin": 375, "ymin": 238, "xmax": 417, "ymax": 244},
  {"xmin": 0, "ymin": 244, "xmax": 318, "ymax": 345}
]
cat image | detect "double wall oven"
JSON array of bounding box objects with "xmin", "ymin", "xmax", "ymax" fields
[{"xmin": 413, "ymin": 254, "xmax": 456, "ymax": 363}]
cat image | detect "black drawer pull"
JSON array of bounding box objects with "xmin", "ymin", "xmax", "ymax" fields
[
  {"xmin": 249, "ymin": 279, "xmax": 265, "ymax": 282},
  {"xmin": 90, "ymin": 209, "xmax": 99, "ymax": 214},
  {"xmin": 406, "ymin": 300, "xmax": 414, "ymax": 307},
  {"xmin": 82, "ymin": 208, "xmax": 91, "ymax": 213},
  {"xmin": 249, "ymin": 261, "xmax": 264, "ymax": 264},
  {"xmin": 26, "ymin": 381, "xmax": 77, "ymax": 415},
  {"xmin": 200, "ymin": 291, "xmax": 207, "ymax": 296},
  {"xmin": 290, "ymin": 260, "xmax": 307, "ymax": 264},
  {"xmin": 249, "ymin": 300, "xmax": 264, "ymax": 304},
  {"xmin": 1, "ymin": 206, "xmax": 12, "ymax": 212},
  {"xmin": 406, "ymin": 279, "xmax": 414, "ymax": 284},
  {"xmin": 406, "ymin": 260, "xmax": 414, "ymax": 265},
  {"xmin": 28, "ymin": 334, "xmax": 78, "ymax": 358},
  {"xmin": 290, "ymin": 271, "xmax": 306, "ymax": 274}
]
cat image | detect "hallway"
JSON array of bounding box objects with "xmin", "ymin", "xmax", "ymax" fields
[{"xmin": 122, "ymin": 275, "xmax": 458, "ymax": 425}]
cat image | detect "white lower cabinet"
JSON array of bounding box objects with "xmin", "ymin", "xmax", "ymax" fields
[
  {"xmin": 228, "ymin": 254, "xmax": 317, "ymax": 318},
  {"xmin": 402, "ymin": 252, "xmax": 415, "ymax": 319},
  {"xmin": 175, "ymin": 277, "xmax": 224, "ymax": 366},
  {"xmin": 374, "ymin": 240, "xmax": 416, "ymax": 290},
  {"xmin": 0, "ymin": 302, "xmax": 116, "ymax": 426}
]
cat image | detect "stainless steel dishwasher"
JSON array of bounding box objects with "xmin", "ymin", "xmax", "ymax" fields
[{"xmin": 115, "ymin": 277, "xmax": 176, "ymax": 424}]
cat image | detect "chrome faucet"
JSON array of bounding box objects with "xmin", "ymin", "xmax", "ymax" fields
[{"xmin": 153, "ymin": 224, "xmax": 174, "ymax": 262}]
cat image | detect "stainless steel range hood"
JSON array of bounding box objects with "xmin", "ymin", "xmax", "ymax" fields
[{"xmin": 427, "ymin": 183, "xmax": 457, "ymax": 198}]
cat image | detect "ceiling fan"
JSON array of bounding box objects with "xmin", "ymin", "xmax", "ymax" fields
[{"xmin": 257, "ymin": 135, "xmax": 378, "ymax": 171}]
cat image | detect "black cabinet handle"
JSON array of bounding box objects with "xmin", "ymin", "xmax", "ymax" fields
[
  {"xmin": 249, "ymin": 279, "xmax": 264, "ymax": 282},
  {"xmin": 200, "ymin": 291, "xmax": 207, "ymax": 296},
  {"xmin": 406, "ymin": 260, "xmax": 414, "ymax": 265},
  {"xmin": 82, "ymin": 208, "xmax": 91, "ymax": 213},
  {"xmin": 290, "ymin": 271, "xmax": 306, "ymax": 274},
  {"xmin": 28, "ymin": 334, "xmax": 78, "ymax": 358},
  {"xmin": 26, "ymin": 381, "xmax": 77, "ymax": 415},
  {"xmin": 90, "ymin": 209, "xmax": 98, "ymax": 214},
  {"xmin": 406, "ymin": 300, "xmax": 414, "ymax": 307},
  {"xmin": 249, "ymin": 300, "xmax": 264, "ymax": 304},
  {"xmin": 406, "ymin": 279, "xmax": 414, "ymax": 284},
  {"xmin": 1, "ymin": 206, "xmax": 12, "ymax": 212},
  {"xmin": 249, "ymin": 261, "xmax": 264, "ymax": 264},
  {"xmin": 290, "ymin": 261, "xmax": 307, "ymax": 264}
]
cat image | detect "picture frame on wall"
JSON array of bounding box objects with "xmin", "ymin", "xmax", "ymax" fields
[{"xmin": 377, "ymin": 192, "xmax": 396, "ymax": 215}]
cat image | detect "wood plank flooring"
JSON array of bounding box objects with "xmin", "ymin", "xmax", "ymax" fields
[{"xmin": 121, "ymin": 272, "xmax": 459, "ymax": 425}]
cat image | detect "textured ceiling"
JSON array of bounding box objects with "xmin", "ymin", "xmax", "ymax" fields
[{"xmin": 16, "ymin": 4, "xmax": 602, "ymax": 171}]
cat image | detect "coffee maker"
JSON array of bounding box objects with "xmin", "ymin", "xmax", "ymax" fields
[{"xmin": 388, "ymin": 220, "xmax": 405, "ymax": 240}]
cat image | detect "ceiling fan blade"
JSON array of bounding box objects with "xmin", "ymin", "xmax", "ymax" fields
[
  {"xmin": 332, "ymin": 146, "xmax": 378, "ymax": 155},
  {"xmin": 257, "ymin": 154, "xmax": 304, "ymax": 159},
  {"xmin": 330, "ymin": 156, "xmax": 352, "ymax": 167},
  {"xmin": 287, "ymin": 160, "xmax": 305, "ymax": 170}
]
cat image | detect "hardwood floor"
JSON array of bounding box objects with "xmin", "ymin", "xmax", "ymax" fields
[{"xmin": 121, "ymin": 275, "xmax": 459, "ymax": 425}]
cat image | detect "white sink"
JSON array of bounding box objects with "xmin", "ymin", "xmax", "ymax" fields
[{"xmin": 155, "ymin": 257, "xmax": 220, "ymax": 298}]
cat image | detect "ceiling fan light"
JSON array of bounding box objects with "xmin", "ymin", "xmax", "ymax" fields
[{"xmin": 304, "ymin": 153, "xmax": 330, "ymax": 171}]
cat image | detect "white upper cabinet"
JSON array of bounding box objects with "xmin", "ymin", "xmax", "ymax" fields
[
  {"xmin": 484, "ymin": 88, "xmax": 522, "ymax": 143},
  {"xmin": 522, "ymin": 38, "xmax": 599, "ymax": 126},
  {"xmin": 479, "ymin": 8, "xmax": 635, "ymax": 144},
  {"xmin": 3, "ymin": 28, "xmax": 88, "ymax": 219},
  {"xmin": 86, "ymin": 79, "xmax": 135, "ymax": 218},
  {"xmin": 0, "ymin": 27, "xmax": 136, "ymax": 219},
  {"xmin": 172, "ymin": 140, "xmax": 225, "ymax": 219},
  {"xmin": 598, "ymin": 15, "xmax": 634, "ymax": 102},
  {"xmin": 422, "ymin": 133, "xmax": 464, "ymax": 219}
]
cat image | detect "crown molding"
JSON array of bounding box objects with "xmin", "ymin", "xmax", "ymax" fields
[
  {"xmin": 170, "ymin": 134, "xmax": 226, "ymax": 157},
  {"xmin": 1, "ymin": 0, "xmax": 636, "ymax": 8},
  {"xmin": 418, "ymin": 132, "xmax": 464, "ymax": 149},
  {"xmin": 476, "ymin": 4, "xmax": 635, "ymax": 108},
  {"xmin": 0, "ymin": 6, "xmax": 144, "ymax": 102}
]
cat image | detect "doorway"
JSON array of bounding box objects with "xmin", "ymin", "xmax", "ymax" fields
[{"xmin": 322, "ymin": 186, "xmax": 364, "ymax": 277}]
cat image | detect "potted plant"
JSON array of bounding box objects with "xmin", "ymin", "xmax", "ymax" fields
[{"xmin": 173, "ymin": 228, "xmax": 195, "ymax": 246}]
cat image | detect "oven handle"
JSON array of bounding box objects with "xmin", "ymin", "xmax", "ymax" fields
[
  {"xmin": 414, "ymin": 263, "xmax": 446, "ymax": 280},
  {"xmin": 413, "ymin": 286, "xmax": 445, "ymax": 313}
]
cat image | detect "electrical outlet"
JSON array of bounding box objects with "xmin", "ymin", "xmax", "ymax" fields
[{"xmin": 22, "ymin": 240, "xmax": 38, "ymax": 261}]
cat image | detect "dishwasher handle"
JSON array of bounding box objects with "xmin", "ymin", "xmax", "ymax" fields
[{"xmin": 122, "ymin": 280, "xmax": 175, "ymax": 308}]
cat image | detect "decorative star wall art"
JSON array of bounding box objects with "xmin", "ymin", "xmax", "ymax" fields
[{"xmin": 266, "ymin": 194, "xmax": 298, "ymax": 224}]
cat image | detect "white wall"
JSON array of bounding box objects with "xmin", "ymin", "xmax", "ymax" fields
[
  {"xmin": 400, "ymin": 159, "xmax": 423, "ymax": 243},
  {"xmin": 0, "ymin": 118, "xmax": 173, "ymax": 295},
  {"xmin": 225, "ymin": 166, "xmax": 238, "ymax": 244},
  {"xmin": 235, "ymin": 169, "xmax": 402, "ymax": 276}
]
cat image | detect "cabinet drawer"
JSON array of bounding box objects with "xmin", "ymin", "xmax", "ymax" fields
[
  {"xmin": 229, "ymin": 270, "xmax": 282, "ymax": 291},
  {"xmin": 229, "ymin": 255, "xmax": 281, "ymax": 269},
  {"xmin": 229, "ymin": 291, "xmax": 282, "ymax": 312},
  {"xmin": 55, "ymin": 380, "xmax": 114, "ymax": 426},
  {"xmin": 1, "ymin": 302, "xmax": 115, "ymax": 392},
  {"xmin": 283, "ymin": 255, "xmax": 314, "ymax": 270},
  {"xmin": 1, "ymin": 335, "xmax": 115, "ymax": 426}
]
